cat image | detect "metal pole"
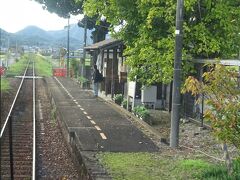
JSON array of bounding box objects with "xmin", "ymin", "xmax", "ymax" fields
[
  {"xmin": 0, "ymin": 28, "xmax": 2, "ymax": 179},
  {"xmin": 201, "ymin": 93, "xmax": 204, "ymax": 127},
  {"xmin": 238, "ymin": 50, "xmax": 240, "ymax": 88},
  {"xmin": 81, "ymin": 15, "xmax": 87, "ymax": 77},
  {"xmin": 199, "ymin": 64, "xmax": 204, "ymax": 123},
  {"xmin": 239, "ymin": 66, "xmax": 240, "ymax": 88},
  {"xmin": 7, "ymin": 35, "xmax": 10, "ymax": 68},
  {"xmin": 67, "ymin": 17, "xmax": 70, "ymax": 77},
  {"xmin": 170, "ymin": 0, "xmax": 184, "ymax": 148}
]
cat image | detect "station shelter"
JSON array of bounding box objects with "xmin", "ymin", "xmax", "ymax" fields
[
  {"xmin": 85, "ymin": 38, "xmax": 127, "ymax": 99},
  {"xmin": 84, "ymin": 38, "xmax": 172, "ymax": 111}
]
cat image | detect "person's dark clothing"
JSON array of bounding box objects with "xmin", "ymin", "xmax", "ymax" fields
[{"xmin": 92, "ymin": 69, "xmax": 103, "ymax": 83}]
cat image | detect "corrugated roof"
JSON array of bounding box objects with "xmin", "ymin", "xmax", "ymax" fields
[{"xmin": 84, "ymin": 38, "xmax": 123, "ymax": 50}]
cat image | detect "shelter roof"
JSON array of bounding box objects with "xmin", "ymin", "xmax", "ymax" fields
[{"xmin": 85, "ymin": 38, "xmax": 123, "ymax": 51}]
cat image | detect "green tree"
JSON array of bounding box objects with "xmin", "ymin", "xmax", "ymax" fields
[
  {"xmin": 34, "ymin": 0, "xmax": 109, "ymax": 42},
  {"xmin": 183, "ymin": 63, "xmax": 240, "ymax": 173},
  {"xmin": 77, "ymin": 15, "xmax": 110, "ymax": 43},
  {"xmin": 34, "ymin": 0, "xmax": 83, "ymax": 17},
  {"xmin": 82, "ymin": 0, "xmax": 240, "ymax": 84}
]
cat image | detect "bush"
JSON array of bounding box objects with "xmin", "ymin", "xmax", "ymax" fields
[
  {"xmin": 114, "ymin": 94, "xmax": 123, "ymax": 105},
  {"xmin": 78, "ymin": 76, "xmax": 90, "ymax": 88},
  {"xmin": 133, "ymin": 105, "xmax": 150, "ymax": 120},
  {"xmin": 121, "ymin": 98, "xmax": 127, "ymax": 109},
  {"xmin": 78, "ymin": 76, "xmax": 89, "ymax": 84},
  {"xmin": 70, "ymin": 58, "xmax": 79, "ymax": 78}
]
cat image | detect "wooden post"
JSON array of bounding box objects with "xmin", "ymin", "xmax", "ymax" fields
[
  {"xmin": 105, "ymin": 49, "xmax": 109, "ymax": 96},
  {"xmin": 111, "ymin": 47, "xmax": 118, "ymax": 99}
]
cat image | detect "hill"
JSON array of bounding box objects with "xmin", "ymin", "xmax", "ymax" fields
[
  {"xmin": 0, "ymin": 25, "xmax": 92, "ymax": 50},
  {"xmin": 0, "ymin": 28, "xmax": 11, "ymax": 47}
]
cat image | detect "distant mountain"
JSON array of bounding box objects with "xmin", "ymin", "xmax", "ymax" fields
[
  {"xmin": 16, "ymin": 26, "xmax": 51, "ymax": 38},
  {"xmin": 0, "ymin": 24, "xmax": 92, "ymax": 50},
  {"xmin": 0, "ymin": 28, "xmax": 11, "ymax": 47},
  {"xmin": 0, "ymin": 28, "xmax": 9, "ymax": 37}
]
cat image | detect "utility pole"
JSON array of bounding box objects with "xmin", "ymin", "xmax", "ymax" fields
[
  {"xmin": 81, "ymin": 15, "xmax": 87, "ymax": 77},
  {"xmin": 0, "ymin": 28, "xmax": 2, "ymax": 179},
  {"xmin": 238, "ymin": 50, "xmax": 240, "ymax": 88},
  {"xmin": 67, "ymin": 16, "xmax": 70, "ymax": 77},
  {"xmin": 15, "ymin": 40, "xmax": 17, "ymax": 60},
  {"xmin": 7, "ymin": 35, "xmax": 9, "ymax": 68},
  {"xmin": 170, "ymin": 0, "xmax": 184, "ymax": 148}
]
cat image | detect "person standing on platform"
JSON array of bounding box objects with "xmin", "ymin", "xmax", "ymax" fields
[{"xmin": 92, "ymin": 64, "xmax": 103, "ymax": 97}]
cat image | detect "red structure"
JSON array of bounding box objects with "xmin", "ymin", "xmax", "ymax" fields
[
  {"xmin": 52, "ymin": 68, "xmax": 67, "ymax": 77},
  {"xmin": 0, "ymin": 66, "xmax": 5, "ymax": 75}
]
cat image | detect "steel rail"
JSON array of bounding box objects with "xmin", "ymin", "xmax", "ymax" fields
[
  {"xmin": 32, "ymin": 61, "xmax": 36, "ymax": 180},
  {"xmin": 0, "ymin": 59, "xmax": 37, "ymax": 179},
  {"xmin": 0, "ymin": 61, "xmax": 30, "ymax": 138}
]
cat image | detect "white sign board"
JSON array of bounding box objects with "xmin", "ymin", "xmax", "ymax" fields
[{"xmin": 128, "ymin": 81, "xmax": 136, "ymax": 97}]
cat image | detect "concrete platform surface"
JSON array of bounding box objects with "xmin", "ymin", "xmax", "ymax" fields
[
  {"xmin": 46, "ymin": 77, "xmax": 159, "ymax": 179},
  {"xmin": 47, "ymin": 77, "xmax": 159, "ymax": 153}
]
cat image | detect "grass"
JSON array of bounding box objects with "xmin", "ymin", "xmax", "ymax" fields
[
  {"xmin": 98, "ymin": 152, "xmax": 240, "ymax": 180},
  {"xmin": 6, "ymin": 55, "xmax": 29, "ymax": 77},
  {"xmin": 0, "ymin": 77, "xmax": 10, "ymax": 92},
  {"xmin": 3, "ymin": 53, "xmax": 53, "ymax": 77},
  {"xmin": 34, "ymin": 54, "xmax": 53, "ymax": 77},
  {"xmin": 98, "ymin": 153, "xmax": 167, "ymax": 180},
  {"xmin": 1, "ymin": 54, "xmax": 27, "ymax": 92},
  {"xmin": 175, "ymin": 159, "xmax": 211, "ymax": 179},
  {"xmin": 201, "ymin": 159, "xmax": 240, "ymax": 180}
]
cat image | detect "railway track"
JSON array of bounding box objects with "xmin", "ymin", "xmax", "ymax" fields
[{"xmin": 0, "ymin": 60, "xmax": 36, "ymax": 179}]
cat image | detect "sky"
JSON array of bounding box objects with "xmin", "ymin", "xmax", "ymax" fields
[{"xmin": 0, "ymin": 0, "xmax": 82, "ymax": 33}]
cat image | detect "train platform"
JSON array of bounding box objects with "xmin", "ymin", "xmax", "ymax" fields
[{"xmin": 45, "ymin": 77, "xmax": 159, "ymax": 179}]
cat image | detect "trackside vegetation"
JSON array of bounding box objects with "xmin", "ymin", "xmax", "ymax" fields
[
  {"xmin": 1, "ymin": 54, "xmax": 29, "ymax": 92},
  {"xmin": 5, "ymin": 53, "xmax": 52, "ymax": 77},
  {"xmin": 6, "ymin": 55, "xmax": 29, "ymax": 77},
  {"xmin": 34, "ymin": 54, "xmax": 52, "ymax": 77},
  {"xmin": 1, "ymin": 53, "xmax": 52, "ymax": 92},
  {"xmin": 0, "ymin": 78, "xmax": 10, "ymax": 92},
  {"xmin": 183, "ymin": 63, "xmax": 240, "ymax": 173},
  {"xmin": 98, "ymin": 152, "xmax": 240, "ymax": 180}
]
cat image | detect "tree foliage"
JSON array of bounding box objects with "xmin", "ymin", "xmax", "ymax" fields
[
  {"xmin": 78, "ymin": 15, "xmax": 110, "ymax": 43},
  {"xmin": 35, "ymin": 0, "xmax": 83, "ymax": 18},
  {"xmin": 34, "ymin": 0, "xmax": 110, "ymax": 42},
  {"xmin": 82, "ymin": 0, "xmax": 240, "ymax": 84},
  {"xmin": 183, "ymin": 63, "xmax": 240, "ymax": 149}
]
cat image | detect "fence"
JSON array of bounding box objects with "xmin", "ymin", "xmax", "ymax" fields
[
  {"xmin": 0, "ymin": 66, "xmax": 5, "ymax": 75},
  {"xmin": 52, "ymin": 68, "xmax": 67, "ymax": 77}
]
